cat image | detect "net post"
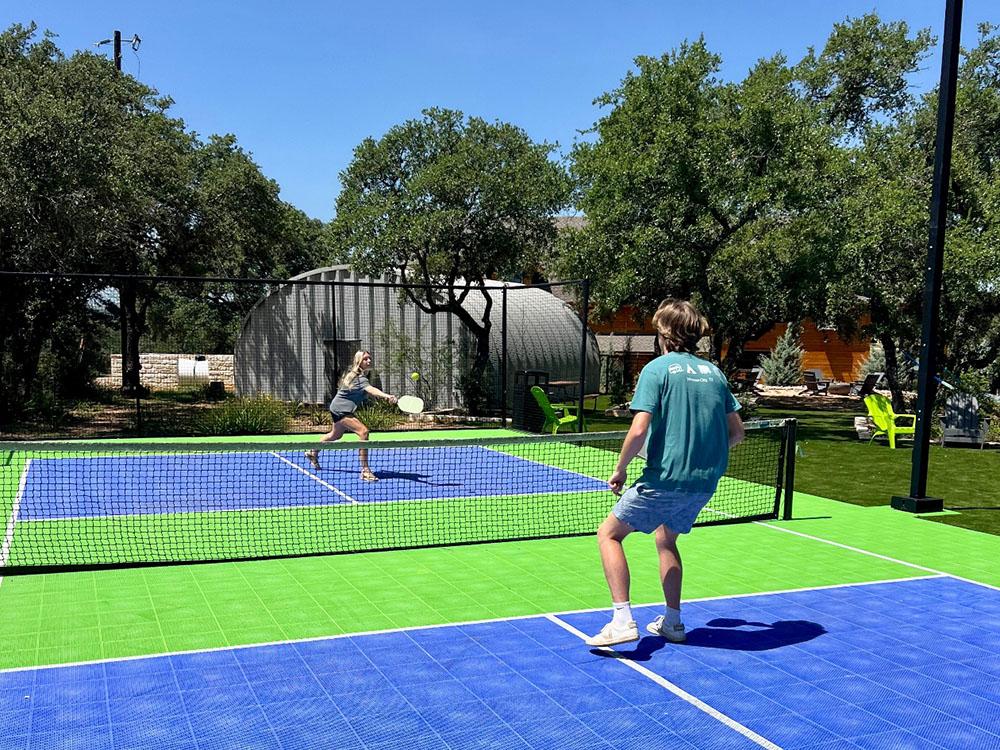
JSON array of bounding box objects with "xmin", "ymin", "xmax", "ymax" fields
[
  {"xmin": 782, "ymin": 418, "xmax": 797, "ymax": 520},
  {"xmin": 501, "ymin": 285, "xmax": 508, "ymax": 425},
  {"xmin": 578, "ymin": 279, "xmax": 590, "ymax": 433}
]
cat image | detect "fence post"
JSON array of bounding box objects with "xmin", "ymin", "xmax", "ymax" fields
[
  {"xmin": 501, "ymin": 285, "xmax": 508, "ymax": 424},
  {"xmin": 578, "ymin": 279, "xmax": 590, "ymax": 433}
]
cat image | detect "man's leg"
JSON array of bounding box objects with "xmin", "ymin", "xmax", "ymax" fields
[
  {"xmin": 585, "ymin": 513, "xmax": 639, "ymax": 646},
  {"xmin": 598, "ymin": 513, "xmax": 634, "ymax": 602},
  {"xmin": 654, "ymin": 524, "xmax": 682, "ymax": 609},
  {"xmin": 648, "ymin": 524, "xmax": 686, "ymax": 642}
]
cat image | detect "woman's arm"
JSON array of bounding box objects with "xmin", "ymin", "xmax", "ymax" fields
[
  {"xmin": 364, "ymin": 385, "xmax": 397, "ymax": 404},
  {"xmin": 608, "ymin": 411, "xmax": 652, "ymax": 495}
]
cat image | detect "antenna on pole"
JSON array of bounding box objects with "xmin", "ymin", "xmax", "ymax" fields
[{"xmin": 94, "ymin": 29, "xmax": 141, "ymax": 73}]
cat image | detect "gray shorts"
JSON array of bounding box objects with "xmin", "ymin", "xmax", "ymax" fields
[{"xmin": 612, "ymin": 484, "xmax": 713, "ymax": 534}]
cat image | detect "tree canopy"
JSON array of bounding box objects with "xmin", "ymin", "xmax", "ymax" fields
[
  {"xmin": 0, "ymin": 23, "xmax": 326, "ymax": 419},
  {"xmin": 552, "ymin": 14, "xmax": 1000, "ymax": 406},
  {"xmin": 329, "ymin": 107, "xmax": 571, "ymax": 410},
  {"xmin": 554, "ymin": 38, "xmax": 839, "ymax": 369}
]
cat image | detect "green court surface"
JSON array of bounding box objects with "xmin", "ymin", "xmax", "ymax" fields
[{"xmin": 2, "ymin": 485, "xmax": 998, "ymax": 671}]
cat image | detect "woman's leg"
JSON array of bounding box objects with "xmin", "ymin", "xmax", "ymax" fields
[
  {"xmin": 336, "ymin": 416, "xmax": 375, "ymax": 480},
  {"xmin": 305, "ymin": 417, "xmax": 347, "ymax": 470}
]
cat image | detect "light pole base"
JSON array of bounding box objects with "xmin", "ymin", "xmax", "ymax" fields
[{"xmin": 891, "ymin": 495, "xmax": 944, "ymax": 514}]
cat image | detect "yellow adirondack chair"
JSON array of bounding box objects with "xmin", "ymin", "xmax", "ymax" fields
[
  {"xmin": 863, "ymin": 394, "xmax": 916, "ymax": 449},
  {"xmin": 530, "ymin": 386, "xmax": 583, "ymax": 434}
]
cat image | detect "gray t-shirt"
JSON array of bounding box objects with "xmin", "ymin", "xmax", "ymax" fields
[{"xmin": 329, "ymin": 374, "xmax": 370, "ymax": 414}]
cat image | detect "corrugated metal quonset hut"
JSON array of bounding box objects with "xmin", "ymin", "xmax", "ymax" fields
[{"xmin": 234, "ymin": 265, "xmax": 600, "ymax": 411}]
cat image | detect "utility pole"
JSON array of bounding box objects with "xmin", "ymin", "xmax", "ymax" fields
[{"xmin": 95, "ymin": 30, "xmax": 142, "ymax": 395}]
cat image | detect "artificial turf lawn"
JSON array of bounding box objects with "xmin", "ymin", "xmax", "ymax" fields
[
  {"xmin": 7, "ymin": 487, "xmax": 1000, "ymax": 671},
  {"xmin": 593, "ymin": 403, "xmax": 1000, "ymax": 537},
  {"xmin": 755, "ymin": 406, "xmax": 1000, "ymax": 537}
]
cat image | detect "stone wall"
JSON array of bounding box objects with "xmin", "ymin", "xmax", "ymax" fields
[{"xmin": 97, "ymin": 354, "xmax": 235, "ymax": 391}]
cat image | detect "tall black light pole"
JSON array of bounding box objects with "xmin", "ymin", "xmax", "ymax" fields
[{"xmin": 891, "ymin": 0, "xmax": 963, "ymax": 514}]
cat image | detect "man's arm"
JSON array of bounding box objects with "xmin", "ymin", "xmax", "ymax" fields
[
  {"xmin": 728, "ymin": 411, "xmax": 745, "ymax": 448},
  {"xmin": 608, "ymin": 411, "xmax": 652, "ymax": 495}
]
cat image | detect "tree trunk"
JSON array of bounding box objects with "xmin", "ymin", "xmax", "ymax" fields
[
  {"xmin": 880, "ymin": 335, "xmax": 907, "ymax": 412},
  {"xmin": 449, "ymin": 287, "xmax": 494, "ymax": 416},
  {"xmin": 119, "ymin": 280, "xmax": 148, "ymax": 397}
]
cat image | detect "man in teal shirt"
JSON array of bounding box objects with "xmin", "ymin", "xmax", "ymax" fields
[{"xmin": 586, "ymin": 300, "xmax": 745, "ymax": 647}]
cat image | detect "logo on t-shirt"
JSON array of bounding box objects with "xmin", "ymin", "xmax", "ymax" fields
[
  {"xmin": 681, "ymin": 362, "xmax": 716, "ymax": 383},
  {"xmin": 668, "ymin": 364, "xmax": 684, "ymax": 375}
]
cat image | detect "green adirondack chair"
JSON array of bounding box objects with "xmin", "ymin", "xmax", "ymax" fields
[
  {"xmin": 863, "ymin": 394, "xmax": 916, "ymax": 449},
  {"xmin": 530, "ymin": 386, "xmax": 583, "ymax": 434}
]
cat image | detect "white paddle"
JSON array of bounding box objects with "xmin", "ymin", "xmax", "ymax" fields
[{"xmin": 397, "ymin": 395, "xmax": 424, "ymax": 415}]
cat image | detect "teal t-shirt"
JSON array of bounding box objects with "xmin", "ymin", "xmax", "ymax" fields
[{"xmin": 630, "ymin": 352, "xmax": 740, "ymax": 493}]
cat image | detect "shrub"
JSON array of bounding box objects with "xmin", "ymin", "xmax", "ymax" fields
[
  {"xmin": 759, "ymin": 325, "xmax": 804, "ymax": 386},
  {"xmin": 356, "ymin": 399, "xmax": 406, "ymax": 431},
  {"xmin": 201, "ymin": 395, "xmax": 290, "ymax": 435},
  {"xmin": 735, "ymin": 393, "xmax": 758, "ymax": 421}
]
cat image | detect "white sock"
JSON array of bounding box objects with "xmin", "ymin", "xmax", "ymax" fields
[
  {"xmin": 664, "ymin": 606, "xmax": 682, "ymax": 627},
  {"xmin": 612, "ymin": 601, "xmax": 633, "ymax": 626}
]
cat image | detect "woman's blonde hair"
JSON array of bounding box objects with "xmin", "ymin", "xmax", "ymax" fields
[
  {"xmin": 652, "ymin": 299, "xmax": 709, "ymax": 353},
  {"xmin": 339, "ymin": 350, "xmax": 371, "ymax": 389}
]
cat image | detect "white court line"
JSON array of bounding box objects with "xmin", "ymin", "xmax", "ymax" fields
[
  {"xmin": 0, "ymin": 573, "xmax": 945, "ymax": 675},
  {"xmin": 546, "ymin": 614, "xmax": 782, "ymax": 750},
  {"xmin": 757, "ymin": 518, "xmax": 1000, "ymax": 592},
  {"xmin": 270, "ymin": 451, "xmax": 358, "ymax": 505},
  {"xmin": 0, "ymin": 458, "xmax": 31, "ymax": 585},
  {"xmin": 481, "ymin": 444, "xmax": 611, "ymax": 486}
]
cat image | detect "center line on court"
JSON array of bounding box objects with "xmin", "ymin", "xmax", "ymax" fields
[
  {"xmin": 271, "ymin": 452, "xmax": 358, "ymax": 504},
  {"xmin": 546, "ymin": 614, "xmax": 784, "ymax": 750}
]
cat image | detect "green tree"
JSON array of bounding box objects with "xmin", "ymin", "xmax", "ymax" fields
[
  {"xmin": 0, "ymin": 24, "xmax": 163, "ymax": 413},
  {"xmin": 822, "ymin": 20, "xmax": 1000, "ymax": 408},
  {"xmin": 142, "ymin": 135, "xmax": 331, "ymax": 355},
  {"xmin": 758, "ymin": 324, "xmax": 805, "ymax": 386},
  {"xmin": 330, "ymin": 108, "xmax": 571, "ymax": 412},
  {"xmin": 0, "ymin": 23, "xmax": 329, "ymax": 419},
  {"xmin": 796, "ymin": 13, "xmax": 933, "ymax": 136},
  {"xmin": 555, "ymin": 39, "xmax": 838, "ymax": 371}
]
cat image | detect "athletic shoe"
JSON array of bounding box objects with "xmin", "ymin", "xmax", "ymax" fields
[
  {"xmin": 304, "ymin": 450, "xmax": 321, "ymax": 471},
  {"xmin": 646, "ymin": 615, "xmax": 686, "ymax": 643},
  {"xmin": 585, "ymin": 620, "xmax": 638, "ymax": 647}
]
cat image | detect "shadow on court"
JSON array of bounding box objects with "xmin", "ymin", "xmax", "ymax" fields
[
  {"xmin": 595, "ymin": 617, "xmax": 826, "ymax": 661},
  {"xmin": 316, "ymin": 466, "xmax": 461, "ymax": 487}
]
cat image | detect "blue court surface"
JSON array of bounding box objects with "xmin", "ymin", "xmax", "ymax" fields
[
  {"xmin": 3, "ymin": 576, "xmax": 1000, "ymax": 749},
  {"xmin": 17, "ymin": 447, "xmax": 605, "ymax": 520}
]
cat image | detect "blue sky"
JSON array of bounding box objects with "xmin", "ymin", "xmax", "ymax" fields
[{"xmin": 6, "ymin": 2, "xmax": 992, "ymax": 221}]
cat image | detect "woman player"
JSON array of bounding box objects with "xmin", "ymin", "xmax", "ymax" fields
[{"xmin": 305, "ymin": 350, "xmax": 397, "ymax": 481}]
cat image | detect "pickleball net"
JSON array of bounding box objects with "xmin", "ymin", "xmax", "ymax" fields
[{"xmin": 0, "ymin": 420, "xmax": 794, "ymax": 571}]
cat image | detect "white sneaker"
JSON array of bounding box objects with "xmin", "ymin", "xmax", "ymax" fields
[
  {"xmin": 646, "ymin": 615, "xmax": 687, "ymax": 643},
  {"xmin": 585, "ymin": 620, "xmax": 639, "ymax": 647},
  {"xmin": 647, "ymin": 615, "xmax": 686, "ymax": 643}
]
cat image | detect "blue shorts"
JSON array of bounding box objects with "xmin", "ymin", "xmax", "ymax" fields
[{"xmin": 612, "ymin": 484, "xmax": 714, "ymax": 534}]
